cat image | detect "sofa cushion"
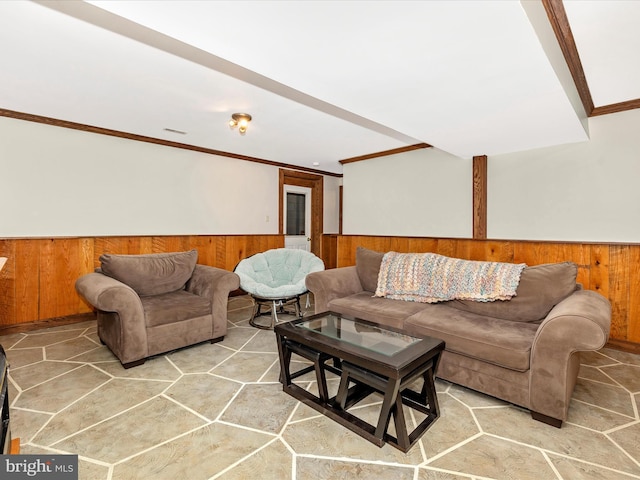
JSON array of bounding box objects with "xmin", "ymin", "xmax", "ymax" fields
[
  {"xmin": 100, "ymin": 250, "xmax": 198, "ymax": 296},
  {"xmin": 355, "ymin": 247, "xmax": 384, "ymax": 292},
  {"xmin": 141, "ymin": 289, "xmax": 211, "ymax": 328},
  {"xmin": 450, "ymin": 262, "xmax": 578, "ymax": 322},
  {"xmin": 328, "ymin": 292, "xmax": 428, "ymax": 330},
  {"xmin": 404, "ymin": 305, "xmax": 539, "ymax": 372}
]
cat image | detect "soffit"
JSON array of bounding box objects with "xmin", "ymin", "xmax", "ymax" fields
[{"xmin": 1, "ymin": 1, "xmax": 638, "ymax": 175}]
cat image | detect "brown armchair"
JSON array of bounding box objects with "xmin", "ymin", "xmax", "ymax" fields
[{"xmin": 75, "ymin": 250, "xmax": 240, "ymax": 368}]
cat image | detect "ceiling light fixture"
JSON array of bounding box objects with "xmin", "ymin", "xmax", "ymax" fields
[{"xmin": 228, "ymin": 113, "xmax": 252, "ymax": 135}]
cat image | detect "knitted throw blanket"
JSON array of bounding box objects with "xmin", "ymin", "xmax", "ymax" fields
[{"xmin": 374, "ymin": 252, "xmax": 526, "ymax": 303}]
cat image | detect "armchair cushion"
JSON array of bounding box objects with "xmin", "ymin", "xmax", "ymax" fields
[
  {"xmin": 141, "ymin": 290, "xmax": 212, "ymax": 327},
  {"xmin": 100, "ymin": 250, "xmax": 198, "ymax": 296}
]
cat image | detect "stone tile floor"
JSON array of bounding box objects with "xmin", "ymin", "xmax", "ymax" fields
[{"xmin": 1, "ymin": 294, "xmax": 639, "ymax": 479}]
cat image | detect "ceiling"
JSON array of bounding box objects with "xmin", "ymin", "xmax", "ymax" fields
[{"xmin": 1, "ymin": 1, "xmax": 639, "ymax": 175}]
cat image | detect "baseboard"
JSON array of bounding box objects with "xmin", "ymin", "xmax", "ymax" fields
[
  {"xmin": 605, "ymin": 338, "xmax": 640, "ymax": 355},
  {"xmin": 0, "ymin": 313, "xmax": 96, "ymax": 336}
]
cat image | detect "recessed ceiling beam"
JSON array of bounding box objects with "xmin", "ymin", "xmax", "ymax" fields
[
  {"xmin": 541, "ymin": 0, "xmax": 594, "ymax": 116},
  {"xmin": 339, "ymin": 144, "xmax": 431, "ymax": 165}
]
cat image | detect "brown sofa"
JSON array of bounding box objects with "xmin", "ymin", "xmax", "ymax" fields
[
  {"xmin": 305, "ymin": 247, "xmax": 611, "ymax": 427},
  {"xmin": 76, "ymin": 250, "xmax": 240, "ymax": 368}
]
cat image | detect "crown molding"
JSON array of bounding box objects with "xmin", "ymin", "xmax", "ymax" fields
[
  {"xmin": 0, "ymin": 108, "xmax": 342, "ymax": 178},
  {"xmin": 591, "ymin": 99, "xmax": 640, "ymax": 117}
]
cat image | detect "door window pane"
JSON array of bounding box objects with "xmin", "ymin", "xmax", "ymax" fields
[{"xmin": 286, "ymin": 192, "xmax": 306, "ymax": 235}]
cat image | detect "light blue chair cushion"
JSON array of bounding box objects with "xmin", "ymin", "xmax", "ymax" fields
[{"xmin": 235, "ymin": 248, "xmax": 325, "ymax": 299}]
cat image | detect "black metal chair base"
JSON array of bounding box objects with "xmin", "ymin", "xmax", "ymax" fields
[{"xmin": 249, "ymin": 294, "xmax": 304, "ymax": 329}]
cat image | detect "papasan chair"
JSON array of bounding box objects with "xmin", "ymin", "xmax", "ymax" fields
[{"xmin": 234, "ymin": 248, "xmax": 325, "ymax": 329}]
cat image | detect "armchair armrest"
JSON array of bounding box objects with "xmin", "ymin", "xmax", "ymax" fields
[
  {"xmin": 305, "ymin": 266, "xmax": 363, "ymax": 314},
  {"xmin": 187, "ymin": 265, "xmax": 240, "ymax": 338},
  {"xmin": 529, "ymin": 289, "xmax": 611, "ymax": 422},
  {"xmin": 76, "ymin": 272, "xmax": 145, "ymax": 317},
  {"xmin": 75, "ymin": 272, "xmax": 148, "ymax": 362}
]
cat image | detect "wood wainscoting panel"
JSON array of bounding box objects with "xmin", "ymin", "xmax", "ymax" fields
[
  {"xmin": 93, "ymin": 236, "xmax": 154, "ymax": 263},
  {"xmin": 0, "ymin": 241, "xmax": 13, "ymax": 324},
  {"xmin": 322, "ymin": 234, "xmax": 338, "ymax": 270},
  {"xmin": 89, "ymin": 235, "xmax": 288, "ymax": 272},
  {"xmin": 407, "ymin": 238, "xmax": 439, "ymax": 258},
  {"xmin": 608, "ymin": 245, "xmax": 630, "ymax": 341},
  {"xmin": 3, "ymin": 233, "xmax": 639, "ymax": 346},
  {"xmin": 629, "ymin": 246, "xmax": 640, "ymax": 343},
  {"xmin": 39, "ymin": 238, "xmax": 95, "ymax": 319},
  {"xmin": 185, "ymin": 236, "xmax": 220, "ymax": 268},
  {"xmin": 513, "ymin": 242, "xmax": 592, "ymax": 289},
  {"xmin": 335, "ymin": 235, "xmax": 640, "ymax": 346},
  {"xmin": 152, "ymin": 236, "xmax": 192, "ymax": 254},
  {"xmin": 0, "ymin": 241, "xmax": 19, "ymax": 325},
  {"xmin": 221, "ymin": 235, "xmax": 284, "ymax": 271},
  {"xmin": 465, "ymin": 240, "xmax": 514, "ymax": 263},
  {"xmin": 589, "ymin": 244, "xmax": 609, "ymax": 298},
  {"xmin": 0, "ymin": 235, "xmax": 284, "ymax": 327},
  {"xmin": 14, "ymin": 240, "xmax": 40, "ymax": 325}
]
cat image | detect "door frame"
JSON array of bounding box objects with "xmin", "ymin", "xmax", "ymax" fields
[{"xmin": 279, "ymin": 169, "xmax": 323, "ymax": 257}]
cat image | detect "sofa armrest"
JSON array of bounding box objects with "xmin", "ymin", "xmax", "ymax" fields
[
  {"xmin": 529, "ymin": 289, "xmax": 611, "ymax": 422},
  {"xmin": 187, "ymin": 265, "xmax": 240, "ymax": 338},
  {"xmin": 305, "ymin": 266, "xmax": 363, "ymax": 314}
]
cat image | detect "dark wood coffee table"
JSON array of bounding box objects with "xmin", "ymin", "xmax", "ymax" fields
[{"xmin": 275, "ymin": 311, "xmax": 444, "ymax": 452}]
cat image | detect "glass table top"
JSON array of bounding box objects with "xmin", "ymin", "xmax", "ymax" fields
[{"xmin": 295, "ymin": 314, "xmax": 422, "ymax": 357}]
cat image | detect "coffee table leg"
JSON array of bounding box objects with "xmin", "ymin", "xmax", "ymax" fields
[
  {"xmin": 375, "ymin": 380, "xmax": 401, "ymax": 439},
  {"xmin": 336, "ymin": 369, "xmax": 350, "ymax": 408},
  {"xmin": 276, "ymin": 335, "xmax": 293, "ymax": 386},
  {"xmin": 421, "ymin": 366, "xmax": 440, "ymax": 418},
  {"xmin": 314, "ymin": 354, "xmax": 330, "ymax": 402},
  {"xmin": 392, "ymin": 392, "xmax": 410, "ymax": 450},
  {"xmin": 279, "ymin": 339, "xmax": 333, "ymax": 403}
]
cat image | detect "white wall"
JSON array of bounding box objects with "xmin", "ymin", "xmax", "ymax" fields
[
  {"xmin": 489, "ymin": 108, "xmax": 640, "ymax": 242},
  {"xmin": 342, "ymin": 109, "xmax": 640, "ymax": 243},
  {"xmin": 343, "ymin": 148, "xmax": 472, "ymax": 237},
  {"xmin": 323, "ymin": 175, "xmax": 342, "ymax": 234},
  {"xmin": 0, "ymin": 117, "xmax": 340, "ymax": 237},
  {"xmin": 7, "ymin": 107, "xmax": 638, "ymax": 242}
]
